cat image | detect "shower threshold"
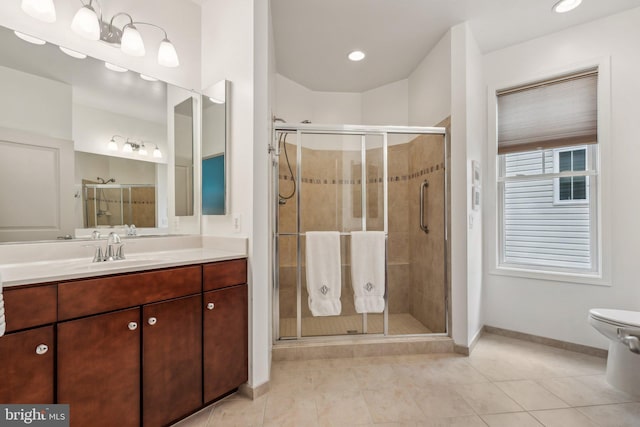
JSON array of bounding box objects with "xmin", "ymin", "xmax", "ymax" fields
[{"xmin": 279, "ymin": 313, "xmax": 435, "ymax": 337}]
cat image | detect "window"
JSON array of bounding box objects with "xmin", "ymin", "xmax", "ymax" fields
[
  {"xmin": 497, "ymin": 70, "xmax": 599, "ymax": 274},
  {"xmin": 554, "ymin": 147, "xmax": 588, "ymax": 204}
]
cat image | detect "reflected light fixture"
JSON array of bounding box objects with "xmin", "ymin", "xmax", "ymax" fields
[
  {"xmin": 66, "ymin": 0, "xmax": 180, "ymax": 67},
  {"xmin": 14, "ymin": 31, "xmax": 46, "ymax": 45},
  {"xmin": 208, "ymin": 97, "xmax": 225, "ymax": 104},
  {"xmin": 348, "ymin": 50, "xmax": 366, "ymax": 61},
  {"xmin": 59, "ymin": 46, "xmax": 87, "ymax": 59},
  {"xmin": 108, "ymin": 135, "xmax": 158, "ymax": 157},
  {"xmin": 21, "ymin": 0, "xmax": 56, "ymax": 23},
  {"xmin": 553, "ymin": 0, "xmax": 582, "ymax": 13},
  {"xmin": 140, "ymin": 74, "xmax": 158, "ymax": 82},
  {"xmin": 105, "ymin": 62, "xmax": 128, "ymax": 73}
]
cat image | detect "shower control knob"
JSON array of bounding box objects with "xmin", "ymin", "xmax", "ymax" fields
[{"xmin": 207, "ymin": 302, "xmax": 215, "ymax": 310}]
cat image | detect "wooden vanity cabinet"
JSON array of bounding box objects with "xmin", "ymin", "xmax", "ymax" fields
[
  {"xmin": 203, "ymin": 259, "xmax": 248, "ymax": 403},
  {"xmin": 57, "ymin": 308, "xmax": 141, "ymax": 427},
  {"xmin": 142, "ymin": 294, "xmax": 202, "ymax": 427},
  {"xmin": 0, "ymin": 284, "xmax": 57, "ymax": 404},
  {"xmin": 0, "ymin": 326, "xmax": 54, "ymax": 404},
  {"xmin": 57, "ymin": 266, "xmax": 203, "ymax": 427}
]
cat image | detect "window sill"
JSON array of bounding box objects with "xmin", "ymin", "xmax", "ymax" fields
[{"xmin": 490, "ymin": 265, "xmax": 610, "ymax": 287}]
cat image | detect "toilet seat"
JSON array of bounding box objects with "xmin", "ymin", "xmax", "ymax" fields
[{"xmin": 590, "ymin": 308, "xmax": 640, "ymax": 329}]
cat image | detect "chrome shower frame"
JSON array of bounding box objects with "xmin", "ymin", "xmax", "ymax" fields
[{"xmin": 271, "ymin": 123, "xmax": 448, "ymax": 343}]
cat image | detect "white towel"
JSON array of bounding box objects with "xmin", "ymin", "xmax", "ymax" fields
[
  {"xmin": 0, "ymin": 275, "xmax": 5, "ymax": 337},
  {"xmin": 305, "ymin": 231, "xmax": 342, "ymax": 316},
  {"xmin": 350, "ymin": 231, "xmax": 386, "ymax": 313}
]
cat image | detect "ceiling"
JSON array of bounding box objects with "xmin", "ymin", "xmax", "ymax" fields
[{"xmin": 271, "ymin": 0, "xmax": 640, "ymax": 93}]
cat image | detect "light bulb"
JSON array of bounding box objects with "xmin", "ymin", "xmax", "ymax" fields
[
  {"xmin": 153, "ymin": 146, "xmax": 162, "ymax": 158},
  {"xmin": 123, "ymin": 141, "xmax": 133, "ymax": 153},
  {"xmin": 158, "ymin": 38, "xmax": 179, "ymax": 68},
  {"xmin": 107, "ymin": 139, "xmax": 118, "ymax": 151},
  {"xmin": 121, "ymin": 24, "xmax": 145, "ymax": 57},
  {"xmin": 14, "ymin": 31, "xmax": 46, "ymax": 45},
  {"xmin": 21, "ymin": 0, "xmax": 56, "ymax": 23},
  {"xmin": 553, "ymin": 0, "xmax": 582, "ymax": 13},
  {"xmin": 104, "ymin": 62, "xmax": 128, "ymax": 73},
  {"xmin": 139, "ymin": 144, "xmax": 148, "ymax": 156},
  {"xmin": 71, "ymin": 5, "xmax": 101, "ymax": 41},
  {"xmin": 348, "ymin": 50, "xmax": 366, "ymax": 61},
  {"xmin": 59, "ymin": 46, "xmax": 87, "ymax": 59},
  {"xmin": 140, "ymin": 74, "xmax": 158, "ymax": 82}
]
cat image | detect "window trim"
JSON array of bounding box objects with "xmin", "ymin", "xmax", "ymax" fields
[{"xmin": 486, "ymin": 57, "xmax": 611, "ymax": 286}]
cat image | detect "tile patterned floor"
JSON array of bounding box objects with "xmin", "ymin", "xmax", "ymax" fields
[{"xmin": 173, "ymin": 333, "xmax": 640, "ymax": 426}]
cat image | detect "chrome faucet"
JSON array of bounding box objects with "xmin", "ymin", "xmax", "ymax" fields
[{"xmin": 92, "ymin": 232, "xmax": 125, "ymax": 262}]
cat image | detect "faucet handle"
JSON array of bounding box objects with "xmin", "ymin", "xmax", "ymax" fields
[
  {"xmin": 93, "ymin": 246, "xmax": 104, "ymax": 263},
  {"xmin": 115, "ymin": 243, "xmax": 126, "ymax": 260},
  {"xmin": 91, "ymin": 230, "xmax": 101, "ymax": 240}
]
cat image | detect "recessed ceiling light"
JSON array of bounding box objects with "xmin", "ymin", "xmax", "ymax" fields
[
  {"xmin": 140, "ymin": 74, "xmax": 158, "ymax": 82},
  {"xmin": 553, "ymin": 0, "xmax": 582, "ymax": 13},
  {"xmin": 104, "ymin": 62, "xmax": 128, "ymax": 73},
  {"xmin": 59, "ymin": 46, "xmax": 86, "ymax": 59},
  {"xmin": 348, "ymin": 50, "xmax": 366, "ymax": 61},
  {"xmin": 14, "ymin": 31, "xmax": 45, "ymax": 45}
]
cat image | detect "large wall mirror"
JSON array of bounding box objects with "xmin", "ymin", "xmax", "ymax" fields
[{"xmin": 0, "ymin": 26, "xmax": 226, "ymax": 243}]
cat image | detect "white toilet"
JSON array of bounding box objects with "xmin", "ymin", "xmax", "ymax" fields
[{"xmin": 589, "ymin": 308, "xmax": 640, "ymax": 396}]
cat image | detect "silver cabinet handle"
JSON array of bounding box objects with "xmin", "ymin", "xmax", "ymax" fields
[
  {"xmin": 128, "ymin": 322, "xmax": 138, "ymax": 331},
  {"xmin": 207, "ymin": 302, "xmax": 215, "ymax": 310},
  {"xmin": 148, "ymin": 317, "xmax": 157, "ymax": 326},
  {"xmin": 35, "ymin": 344, "xmax": 48, "ymax": 355},
  {"xmin": 419, "ymin": 180, "xmax": 429, "ymax": 234}
]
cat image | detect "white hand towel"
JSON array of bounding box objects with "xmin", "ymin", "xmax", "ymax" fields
[
  {"xmin": 350, "ymin": 231, "xmax": 386, "ymax": 313},
  {"xmin": 305, "ymin": 231, "xmax": 342, "ymax": 316}
]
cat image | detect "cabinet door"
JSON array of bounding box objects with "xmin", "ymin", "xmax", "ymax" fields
[
  {"xmin": 57, "ymin": 308, "xmax": 140, "ymax": 427},
  {"xmin": 0, "ymin": 326, "xmax": 54, "ymax": 403},
  {"xmin": 203, "ymin": 284, "xmax": 248, "ymax": 403},
  {"xmin": 142, "ymin": 294, "xmax": 202, "ymax": 427}
]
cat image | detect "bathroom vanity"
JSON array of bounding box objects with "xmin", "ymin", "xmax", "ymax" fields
[{"xmin": 0, "ymin": 252, "xmax": 247, "ymax": 427}]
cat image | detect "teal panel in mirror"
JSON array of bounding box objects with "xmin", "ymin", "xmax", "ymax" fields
[{"xmin": 201, "ymin": 80, "xmax": 229, "ymax": 215}]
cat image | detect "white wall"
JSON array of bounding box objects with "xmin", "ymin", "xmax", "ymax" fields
[
  {"xmin": 0, "ymin": 0, "xmax": 201, "ymax": 89},
  {"xmin": 201, "ymin": 0, "xmax": 273, "ymax": 391},
  {"xmin": 0, "ymin": 66, "xmax": 71, "ymax": 140},
  {"xmin": 483, "ymin": 8, "xmax": 640, "ymax": 349},
  {"xmin": 408, "ymin": 31, "xmax": 452, "ymax": 127},
  {"xmin": 362, "ymin": 79, "xmax": 409, "ymax": 126}
]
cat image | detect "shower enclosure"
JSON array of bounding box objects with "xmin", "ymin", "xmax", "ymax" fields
[{"xmin": 272, "ymin": 123, "xmax": 448, "ymax": 341}]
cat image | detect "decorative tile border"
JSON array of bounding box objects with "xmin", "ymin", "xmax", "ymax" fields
[{"xmin": 279, "ymin": 162, "xmax": 445, "ymax": 185}]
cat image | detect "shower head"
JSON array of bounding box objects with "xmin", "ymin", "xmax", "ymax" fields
[
  {"xmin": 278, "ymin": 198, "xmax": 287, "ymax": 205},
  {"xmin": 301, "ymin": 120, "xmax": 311, "ymax": 124},
  {"xmin": 273, "ymin": 116, "xmax": 286, "ymax": 123}
]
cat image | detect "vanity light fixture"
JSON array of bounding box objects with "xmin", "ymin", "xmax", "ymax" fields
[
  {"xmin": 122, "ymin": 140, "xmax": 134, "ymax": 153},
  {"xmin": 138, "ymin": 143, "xmax": 148, "ymax": 156},
  {"xmin": 153, "ymin": 145, "xmax": 162, "ymax": 159},
  {"xmin": 553, "ymin": 0, "xmax": 582, "ymax": 13},
  {"xmin": 59, "ymin": 46, "xmax": 87, "ymax": 59},
  {"xmin": 21, "ymin": 0, "xmax": 56, "ymax": 23},
  {"xmin": 107, "ymin": 136, "xmax": 119, "ymax": 151},
  {"xmin": 104, "ymin": 62, "xmax": 128, "ymax": 73},
  {"xmin": 13, "ymin": 30, "xmax": 46, "ymax": 45},
  {"xmin": 208, "ymin": 97, "xmax": 225, "ymax": 104},
  {"xmin": 69, "ymin": 0, "xmax": 180, "ymax": 67},
  {"xmin": 348, "ymin": 50, "xmax": 366, "ymax": 61}
]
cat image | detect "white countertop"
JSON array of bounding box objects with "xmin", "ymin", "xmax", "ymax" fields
[{"xmin": 0, "ymin": 235, "xmax": 247, "ymax": 287}]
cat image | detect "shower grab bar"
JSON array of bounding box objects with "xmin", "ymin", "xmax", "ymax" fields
[
  {"xmin": 419, "ymin": 180, "xmax": 429, "ymax": 234},
  {"xmin": 277, "ymin": 232, "xmax": 388, "ymax": 237}
]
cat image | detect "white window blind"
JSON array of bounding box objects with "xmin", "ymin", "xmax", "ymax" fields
[{"xmin": 497, "ymin": 70, "xmax": 598, "ymax": 155}]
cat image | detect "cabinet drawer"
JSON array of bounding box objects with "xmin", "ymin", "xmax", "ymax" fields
[
  {"xmin": 203, "ymin": 259, "xmax": 247, "ymax": 291},
  {"xmin": 58, "ymin": 266, "xmax": 202, "ymax": 321},
  {"xmin": 3, "ymin": 284, "xmax": 57, "ymax": 332}
]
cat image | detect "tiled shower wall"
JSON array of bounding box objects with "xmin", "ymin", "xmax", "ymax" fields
[{"xmin": 277, "ymin": 133, "xmax": 446, "ymax": 334}]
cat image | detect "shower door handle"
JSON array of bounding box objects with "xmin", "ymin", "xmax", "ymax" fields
[{"xmin": 419, "ymin": 180, "xmax": 429, "ymax": 234}]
